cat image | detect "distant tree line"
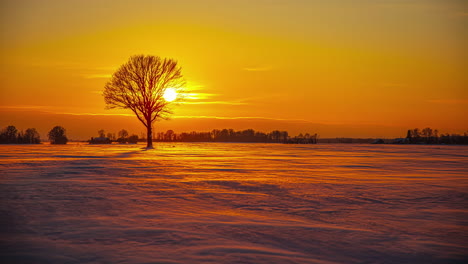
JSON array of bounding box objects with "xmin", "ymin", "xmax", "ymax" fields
[
  {"xmin": 153, "ymin": 129, "xmax": 318, "ymax": 144},
  {"xmin": 89, "ymin": 129, "xmax": 138, "ymax": 144},
  {"xmin": 0, "ymin": 125, "xmax": 41, "ymax": 144},
  {"xmin": 406, "ymin": 128, "xmax": 468, "ymax": 144},
  {"xmin": 0, "ymin": 125, "xmax": 68, "ymax": 144}
]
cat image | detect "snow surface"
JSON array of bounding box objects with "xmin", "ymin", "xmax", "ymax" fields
[{"xmin": 1, "ymin": 143, "xmax": 467, "ymax": 263}]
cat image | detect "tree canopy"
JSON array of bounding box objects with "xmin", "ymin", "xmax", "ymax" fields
[
  {"xmin": 48, "ymin": 126, "xmax": 68, "ymax": 144},
  {"xmin": 103, "ymin": 55, "xmax": 184, "ymax": 148}
]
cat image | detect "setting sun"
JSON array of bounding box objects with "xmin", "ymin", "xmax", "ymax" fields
[
  {"xmin": 163, "ymin": 88, "xmax": 177, "ymax": 102},
  {"xmin": 0, "ymin": 1, "xmax": 467, "ymax": 263}
]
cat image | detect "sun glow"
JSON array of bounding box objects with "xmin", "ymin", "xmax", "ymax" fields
[{"xmin": 163, "ymin": 88, "xmax": 177, "ymax": 102}]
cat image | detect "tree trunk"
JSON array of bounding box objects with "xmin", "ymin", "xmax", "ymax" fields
[{"xmin": 146, "ymin": 123, "xmax": 153, "ymax": 149}]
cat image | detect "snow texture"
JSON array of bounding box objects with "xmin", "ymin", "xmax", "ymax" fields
[{"xmin": 1, "ymin": 143, "xmax": 467, "ymax": 263}]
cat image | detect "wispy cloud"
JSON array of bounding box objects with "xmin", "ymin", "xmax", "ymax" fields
[
  {"xmin": 0, "ymin": 106, "xmax": 300, "ymax": 121},
  {"xmin": 184, "ymin": 83, "xmax": 205, "ymax": 91},
  {"xmin": 180, "ymin": 91, "xmax": 249, "ymax": 105},
  {"xmin": 427, "ymin": 99, "xmax": 468, "ymax": 105},
  {"xmin": 380, "ymin": 83, "xmax": 408, "ymax": 88},
  {"xmin": 182, "ymin": 101, "xmax": 247, "ymax": 105},
  {"xmin": 0, "ymin": 105, "xmax": 135, "ymax": 117},
  {"xmin": 173, "ymin": 115, "xmax": 310, "ymax": 122},
  {"xmin": 59, "ymin": 112, "xmax": 134, "ymax": 117},
  {"xmin": 243, "ymin": 65, "xmax": 272, "ymax": 72},
  {"xmin": 454, "ymin": 12, "xmax": 468, "ymax": 17},
  {"xmin": 0, "ymin": 105, "xmax": 48, "ymax": 110},
  {"xmin": 80, "ymin": 65, "xmax": 118, "ymax": 79},
  {"xmin": 182, "ymin": 92, "xmax": 217, "ymax": 100},
  {"xmin": 83, "ymin": 74, "xmax": 112, "ymax": 79},
  {"xmin": 94, "ymin": 66, "xmax": 118, "ymax": 71}
]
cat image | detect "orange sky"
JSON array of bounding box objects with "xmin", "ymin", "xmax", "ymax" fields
[{"xmin": 1, "ymin": 0, "xmax": 467, "ymax": 140}]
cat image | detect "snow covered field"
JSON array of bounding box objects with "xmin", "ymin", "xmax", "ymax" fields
[{"xmin": 1, "ymin": 143, "xmax": 467, "ymax": 263}]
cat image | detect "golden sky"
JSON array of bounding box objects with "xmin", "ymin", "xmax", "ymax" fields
[{"xmin": 1, "ymin": 0, "xmax": 467, "ymax": 139}]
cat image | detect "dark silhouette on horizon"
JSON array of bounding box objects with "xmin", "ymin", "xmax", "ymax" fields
[
  {"xmin": 117, "ymin": 129, "xmax": 129, "ymax": 143},
  {"xmin": 82, "ymin": 128, "xmax": 318, "ymax": 144},
  {"xmin": 89, "ymin": 129, "xmax": 112, "ymax": 144},
  {"xmin": 89, "ymin": 129, "xmax": 138, "ymax": 144},
  {"xmin": 0, "ymin": 125, "xmax": 41, "ymax": 144},
  {"xmin": 48, "ymin": 126, "xmax": 68, "ymax": 144},
  {"xmin": 103, "ymin": 55, "xmax": 184, "ymax": 149},
  {"xmin": 152, "ymin": 129, "xmax": 318, "ymax": 144},
  {"xmin": 405, "ymin": 127, "xmax": 468, "ymax": 145}
]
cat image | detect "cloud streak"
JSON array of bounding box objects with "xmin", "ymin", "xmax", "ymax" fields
[
  {"xmin": 83, "ymin": 74, "xmax": 112, "ymax": 79},
  {"xmin": 59, "ymin": 112, "xmax": 134, "ymax": 117},
  {"xmin": 182, "ymin": 92, "xmax": 217, "ymax": 100},
  {"xmin": 0, "ymin": 105, "xmax": 134, "ymax": 117},
  {"xmin": 173, "ymin": 115, "xmax": 310, "ymax": 122},
  {"xmin": 243, "ymin": 65, "xmax": 272, "ymax": 72},
  {"xmin": 454, "ymin": 12, "xmax": 468, "ymax": 17},
  {"xmin": 427, "ymin": 99, "xmax": 468, "ymax": 105},
  {"xmin": 181, "ymin": 101, "xmax": 247, "ymax": 105},
  {"xmin": 181, "ymin": 92, "xmax": 250, "ymax": 105},
  {"xmin": 0, "ymin": 105, "xmax": 49, "ymax": 110}
]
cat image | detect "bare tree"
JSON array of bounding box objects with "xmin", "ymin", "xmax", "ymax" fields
[
  {"xmin": 165, "ymin": 130, "xmax": 175, "ymax": 141},
  {"xmin": 118, "ymin": 129, "xmax": 129, "ymax": 139},
  {"xmin": 106, "ymin": 132, "xmax": 115, "ymax": 141},
  {"xmin": 103, "ymin": 55, "xmax": 184, "ymax": 149}
]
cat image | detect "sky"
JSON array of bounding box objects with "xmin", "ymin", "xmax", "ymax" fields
[{"xmin": 1, "ymin": 0, "xmax": 467, "ymax": 140}]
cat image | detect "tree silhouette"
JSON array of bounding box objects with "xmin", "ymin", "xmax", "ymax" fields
[
  {"xmin": 165, "ymin": 130, "xmax": 175, "ymax": 141},
  {"xmin": 406, "ymin": 130, "xmax": 412, "ymax": 142},
  {"xmin": 0, "ymin": 126, "xmax": 41, "ymax": 144},
  {"xmin": 128, "ymin": 134, "xmax": 139, "ymax": 144},
  {"xmin": 117, "ymin": 129, "xmax": 129, "ymax": 143},
  {"xmin": 118, "ymin": 129, "xmax": 129, "ymax": 139},
  {"xmin": 98, "ymin": 129, "xmax": 106, "ymax": 138},
  {"xmin": 1, "ymin": 125, "xmax": 18, "ymax": 143},
  {"xmin": 151, "ymin": 128, "xmax": 318, "ymax": 144},
  {"xmin": 24, "ymin": 128, "xmax": 41, "ymax": 144},
  {"xmin": 48, "ymin": 126, "xmax": 68, "ymax": 144},
  {"xmin": 103, "ymin": 55, "xmax": 184, "ymax": 149},
  {"xmin": 106, "ymin": 132, "xmax": 115, "ymax": 141}
]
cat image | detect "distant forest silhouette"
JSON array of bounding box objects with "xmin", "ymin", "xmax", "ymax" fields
[
  {"xmin": 89, "ymin": 129, "xmax": 138, "ymax": 144},
  {"xmin": 322, "ymin": 128, "xmax": 468, "ymax": 145},
  {"xmin": 2, "ymin": 125, "xmax": 467, "ymax": 145},
  {"xmin": 0, "ymin": 125, "xmax": 40, "ymax": 144},
  {"xmin": 404, "ymin": 128, "xmax": 468, "ymax": 145},
  {"xmin": 86, "ymin": 127, "xmax": 468, "ymax": 145},
  {"xmin": 91, "ymin": 128, "xmax": 319, "ymax": 144},
  {"xmin": 0, "ymin": 125, "xmax": 68, "ymax": 144},
  {"xmin": 155, "ymin": 129, "xmax": 318, "ymax": 144}
]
